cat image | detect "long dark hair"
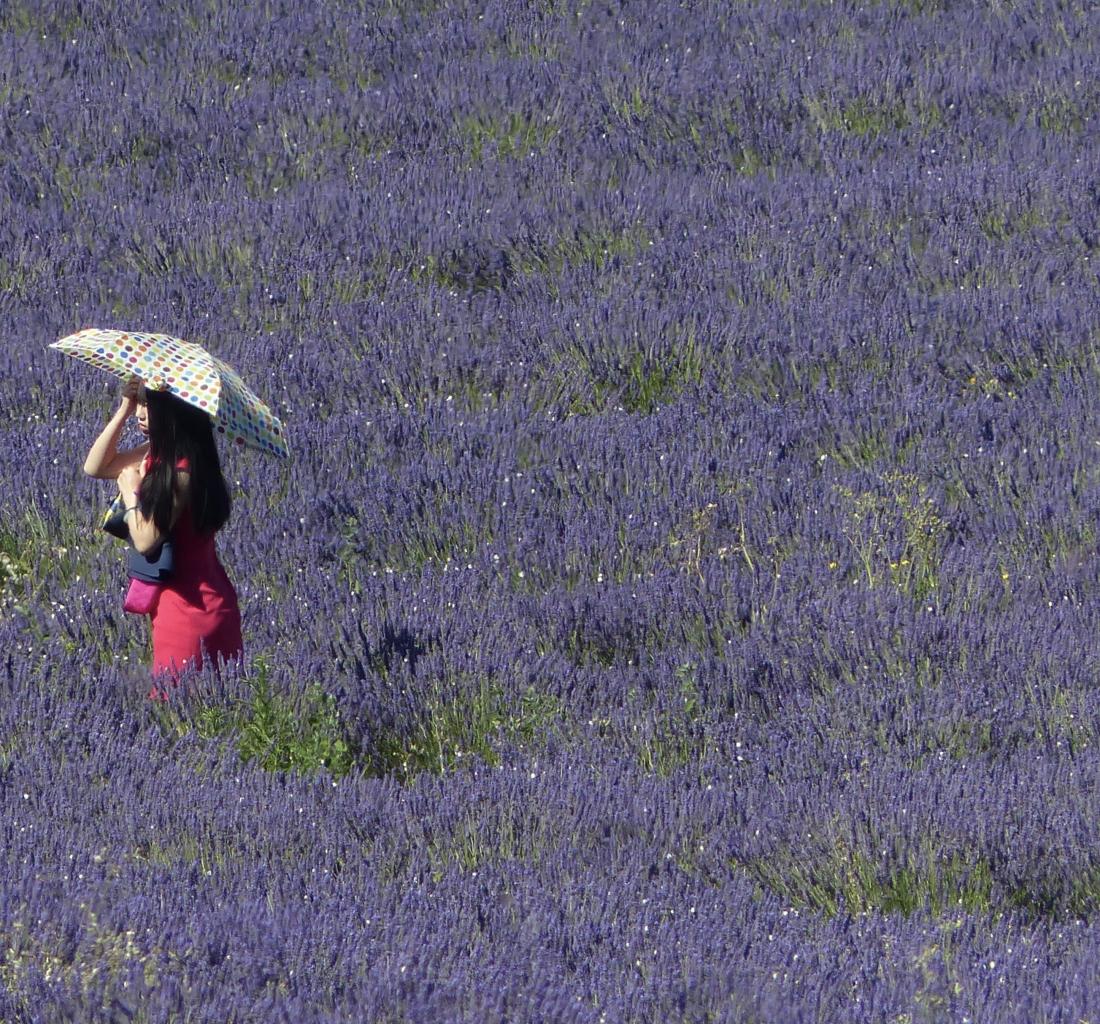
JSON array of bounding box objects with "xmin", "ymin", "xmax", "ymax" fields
[{"xmin": 138, "ymin": 390, "xmax": 231, "ymax": 537}]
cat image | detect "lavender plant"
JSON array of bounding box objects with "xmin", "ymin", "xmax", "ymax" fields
[{"xmin": 3, "ymin": 0, "xmax": 1100, "ymax": 1019}]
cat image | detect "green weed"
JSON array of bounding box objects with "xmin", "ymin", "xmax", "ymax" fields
[
  {"xmin": 979, "ymin": 203, "xmax": 1049, "ymax": 241},
  {"xmin": 603, "ymin": 80, "xmax": 652, "ymax": 125},
  {"xmin": 667, "ymin": 503, "xmax": 719, "ymax": 580},
  {"xmin": 1037, "ymin": 94, "xmax": 1086, "ymax": 135},
  {"xmin": 160, "ymin": 659, "xmax": 357, "ymax": 778},
  {"xmin": 519, "ymin": 222, "xmax": 651, "ymax": 277},
  {"xmin": 836, "ymin": 471, "xmax": 945, "ymax": 600},
  {"xmin": 805, "ymin": 95, "xmax": 910, "ymax": 139},
  {"xmin": 427, "ymin": 812, "xmax": 526, "ymax": 879},
  {"xmin": 738, "ymin": 838, "xmax": 993, "ymax": 918},
  {"xmin": 370, "ymin": 678, "xmax": 563, "ymax": 780},
  {"xmin": 459, "ymin": 110, "xmax": 560, "ymax": 162},
  {"xmin": 636, "ymin": 664, "xmax": 709, "ymax": 776},
  {"xmin": 548, "ymin": 324, "xmax": 703, "ymax": 416}
]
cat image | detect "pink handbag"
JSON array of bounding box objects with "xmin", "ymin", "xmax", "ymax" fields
[{"xmin": 123, "ymin": 578, "xmax": 161, "ymax": 615}]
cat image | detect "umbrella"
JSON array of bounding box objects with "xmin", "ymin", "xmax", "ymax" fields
[{"xmin": 50, "ymin": 328, "xmax": 290, "ymax": 458}]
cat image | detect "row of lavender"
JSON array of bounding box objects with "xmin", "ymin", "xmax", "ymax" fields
[
  {"xmin": 5, "ymin": 651, "xmax": 1100, "ymax": 1021},
  {"xmin": 3, "ymin": 0, "xmax": 1100, "ymax": 1019}
]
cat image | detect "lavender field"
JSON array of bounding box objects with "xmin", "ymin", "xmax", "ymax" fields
[{"xmin": 2, "ymin": 0, "xmax": 1100, "ymax": 1019}]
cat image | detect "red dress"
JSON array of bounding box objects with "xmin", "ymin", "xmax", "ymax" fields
[{"xmin": 143, "ymin": 455, "xmax": 243, "ymax": 684}]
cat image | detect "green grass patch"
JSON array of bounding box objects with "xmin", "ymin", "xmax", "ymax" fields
[
  {"xmin": 0, "ymin": 909, "xmax": 158, "ymax": 997},
  {"xmin": 865, "ymin": 0, "xmax": 948, "ymax": 15},
  {"xmin": 979, "ymin": 203, "xmax": 1051, "ymax": 241},
  {"xmin": 616, "ymin": 344, "xmax": 704, "ymax": 415},
  {"xmin": 370, "ymin": 678, "xmax": 564, "ymax": 781},
  {"xmin": 159, "ymin": 659, "xmax": 357, "ymax": 778},
  {"xmin": 406, "ymin": 222, "xmax": 650, "ymax": 302},
  {"xmin": 130, "ymin": 830, "xmax": 244, "ymax": 874},
  {"xmin": 539, "ymin": 321, "xmax": 704, "ymax": 416},
  {"xmin": 602, "ymin": 79, "xmax": 652, "ymax": 125},
  {"xmin": 732, "ymin": 342, "xmax": 892, "ymax": 404},
  {"xmin": 666, "ymin": 502, "xmax": 722, "ymax": 581},
  {"xmin": 427, "ymin": 811, "xmax": 524, "ymax": 878},
  {"xmin": 0, "ymin": 504, "xmax": 105, "ymax": 605},
  {"xmin": 805, "ymin": 95, "xmax": 910, "ymax": 139},
  {"xmin": 737, "ymin": 839, "xmax": 994, "ymax": 918},
  {"xmin": 518, "ymin": 222, "xmax": 651, "ymax": 277},
  {"xmin": 0, "ymin": 0, "xmax": 76, "ymax": 35},
  {"xmin": 459, "ymin": 110, "xmax": 560, "ymax": 162},
  {"xmin": 381, "ymin": 518, "xmax": 487, "ymax": 573},
  {"xmin": 0, "ymin": 252, "xmax": 51, "ymax": 304},
  {"xmin": 1037, "ymin": 93, "xmax": 1087, "ymax": 135},
  {"xmin": 823, "ymin": 427, "xmax": 894, "ymax": 470},
  {"xmin": 1012, "ymin": 867, "xmax": 1100, "ymax": 919},
  {"xmin": 635, "ymin": 664, "xmax": 709, "ymax": 776}
]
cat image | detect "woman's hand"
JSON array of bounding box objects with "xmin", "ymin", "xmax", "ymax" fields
[
  {"xmin": 117, "ymin": 463, "xmax": 144, "ymax": 505},
  {"xmin": 117, "ymin": 460, "xmax": 168, "ymax": 555},
  {"xmin": 118, "ymin": 377, "xmax": 140, "ymax": 419},
  {"xmin": 83, "ymin": 378, "xmax": 148, "ymax": 479}
]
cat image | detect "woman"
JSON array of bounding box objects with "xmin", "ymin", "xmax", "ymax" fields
[{"xmin": 84, "ymin": 377, "xmax": 243, "ymax": 691}]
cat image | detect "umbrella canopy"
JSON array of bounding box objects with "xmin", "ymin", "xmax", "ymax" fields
[{"xmin": 51, "ymin": 328, "xmax": 290, "ymax": 458}]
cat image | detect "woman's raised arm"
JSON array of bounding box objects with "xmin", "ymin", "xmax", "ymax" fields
[{"xmin": 83, "ymin": 380, "xmax": 149, "ymax": 479}]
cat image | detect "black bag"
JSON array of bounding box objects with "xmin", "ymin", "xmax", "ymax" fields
[
  {"xmin": 101, "ymin": 496, "xmax": 130, "ymax": 540},
  {"xmin": 103, "ymin": 496, "xmax": 174, "ymax": 582}
]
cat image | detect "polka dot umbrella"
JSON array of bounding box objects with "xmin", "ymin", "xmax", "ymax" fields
[{"xmin": 50, "ymin": 328, "xmax": 290, "ymax": 458}]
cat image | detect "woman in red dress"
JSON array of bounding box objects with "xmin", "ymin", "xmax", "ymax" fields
[{"xmin": 84, "ymin": 378, "xmax": 243, "ymax": 692}]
